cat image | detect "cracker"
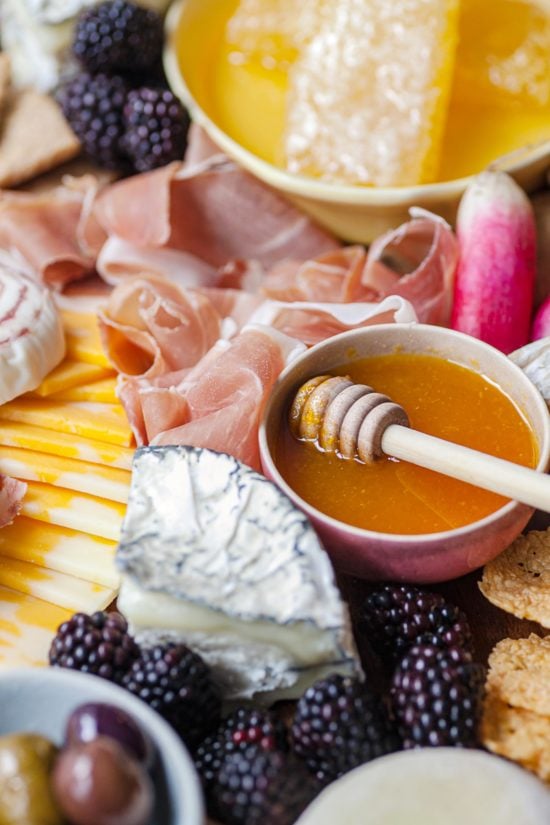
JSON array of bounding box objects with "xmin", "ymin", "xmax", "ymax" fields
[
  {"xmin": 479, "ymin": 529, "xmax": 550, "ymax": 627},
  {"xmin": 0, "ymin": 89, "xmax": 81, "ymax": 188},
  {"xmin": 482, "ymin": 689, "xmax": 550, "ymax": 783},
  {"xmin": 487, "ymin": 634, "xmax": 550, "ymax": 716}
]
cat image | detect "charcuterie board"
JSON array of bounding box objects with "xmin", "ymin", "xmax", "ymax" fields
[{"xmin": 0, "ymin": 1, "xmax": 549, "ymax": 823}]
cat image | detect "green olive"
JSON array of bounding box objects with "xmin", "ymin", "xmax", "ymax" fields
[{"xmin": 0, "ymin": 733, "xmax": 64, "ymax": 825}]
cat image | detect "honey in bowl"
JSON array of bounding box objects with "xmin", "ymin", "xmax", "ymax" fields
[
  {"xmin": 176, "ymin": 0, "xmax": 550, "ymax": 186},
  {"xmin": 273, "ymin": 353, "xmax": 538, "ymax": 535}
]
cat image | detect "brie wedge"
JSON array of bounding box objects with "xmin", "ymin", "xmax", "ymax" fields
[
  {"xmin": 0, "ymin": 262, "xmax": 65, "ymax": 405},
  {"xmin": 117, "ymin": 445, "xmax": 361, "ymax": 702}
]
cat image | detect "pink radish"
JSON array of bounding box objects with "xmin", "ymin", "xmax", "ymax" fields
[
  {"xmin": 532, "ymin": 296, "xmax": 550, "ymax": 340},
  {"xmin": 450, "ymin": 170, "xmax": 536, "ymax": 354}
]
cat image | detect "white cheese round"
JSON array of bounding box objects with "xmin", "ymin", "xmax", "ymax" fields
[
  {"xmin": 0, "ymin": 262, "xmax": 65, "ymax": 404},
  {"xmin": 296, "ymin": 749, "xmax": 550, "ymax": 825}
]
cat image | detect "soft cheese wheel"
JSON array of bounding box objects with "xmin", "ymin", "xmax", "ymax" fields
[
  {"xmin": 0, "ymin": 261, "xmax": 65, "ymax": 404},
  {"xmin": 295, "ymin": 749, "xmax": 550, "ymax": 825},
  {"xmin": 283, "ymin": 0, "xmax": 460, "ymax": 185}
]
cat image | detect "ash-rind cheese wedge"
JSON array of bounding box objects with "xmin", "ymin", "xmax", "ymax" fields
[{"xmin": 117, "ymin": 445, "xmax": 362, "ymax": 702}]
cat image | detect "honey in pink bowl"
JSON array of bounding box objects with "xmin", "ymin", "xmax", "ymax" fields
[{"xmin": 273, "ymin": 353, "xmax": 537, "ymax": 535}]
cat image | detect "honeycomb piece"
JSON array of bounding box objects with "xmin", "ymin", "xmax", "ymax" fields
[{"xmin": 283, "ymin": 0, "xmax": 460, "ymax": 186}]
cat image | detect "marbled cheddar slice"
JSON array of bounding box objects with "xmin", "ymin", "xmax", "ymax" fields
[
  {"xmin": 0, "ymin": 558, "xmax": 114, "ymax": 613},
  {"xmin": 0, "ymin": 399, "xmax": 134, "ymax": 446},
  {"xmin": 0, "ymin": 421, "xmax": 133, "ymax": 470},
  {"xmin": 21, "ymin": 482, "xmax": 125, "ymax": 541},
  {"xmin": 32, "ymin": 360, "xmax": 114, "ymax": 397},
  {"xmin": 0, "ymin": 586, "xmax": 72, "ymax": 668},
  {"xmin": 61, "ymin": 310, "xmax": 111, "ymax": 367},
  {"xmin": 0, "ymin": 518, "xmax": 118, "ymax": 588},
  {"xmin": 52, "ymin": 377, "xmax": 119, "ymax": 404},
  {"xmin": 0, "ymin": 446, "xmax": 130, "ymax": 503}
]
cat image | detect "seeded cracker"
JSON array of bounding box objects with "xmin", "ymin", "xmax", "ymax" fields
[
  {"xmin": 479, "ymin": 529, "xmax": 550, "ymax": 627},
  {"xmin": 486, "ymin": 635, "xmax": 550, "ymax": 716},
  {"xmin": 482, "ymin": 690, "xmax": 550, "ymax": 783},
  {"xmin": 0, "ymin": 90, "xmax": 81, "ymax": 188}
]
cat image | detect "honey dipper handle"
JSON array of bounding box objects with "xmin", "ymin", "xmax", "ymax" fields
[{"xmin": 382, "ymin": 425, "xmax": 550, "ymax": 513}]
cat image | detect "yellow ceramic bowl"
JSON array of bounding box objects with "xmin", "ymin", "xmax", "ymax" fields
[{"xmin": 164, "ymin": 0, "xmax": 550, "ymax": 243}]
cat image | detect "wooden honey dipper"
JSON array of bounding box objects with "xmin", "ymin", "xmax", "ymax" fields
[{"xmin": 289, "ymin": 375, "xmax": 550, "ymax": 513}]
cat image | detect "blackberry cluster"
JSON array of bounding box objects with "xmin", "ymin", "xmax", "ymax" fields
[
  {"xmin": 390, "ymin": 643, "xmax": 485, "ymax": 749},
  {"xmin": 291, "ymin": 674, "xmax": 399, "ymax": 785},
  {"xmin": 362, "ymin": 584, "xmax": 473, "ymax": 662},
  {"xmin": 122, "ymin": 88, "xmax": 190, "ymax": 172},
  {"xmin": 49, "ymin": 613, "xmax": 220, "ymax": 750},
  {"xmin": 49, "ymin": 611, "xmax": 138, "ymax": 683},
  {"xmin": 56, "ymin": 72, "xmax": 130, "ymax": 170},
  {"xmin": 122, "ymin": 642, "xmax": 221, "ymax": 749},
  {"xmin": 73, "ymin": 0, "xmax": 164, "ymax": 74},
  {"xmin": 195, "ymin": 707, "xmax": 289, "ymax": 792},
  {"xmin": 59, "ymin": 1, "xmax": 189, "ymax": 173},
  {"xmin": 209, "ymin": 746, "xmax": 318, "ymax": 825}
]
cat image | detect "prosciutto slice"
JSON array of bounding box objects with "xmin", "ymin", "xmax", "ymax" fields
[
  {"xmin": 100, "ymin": 273, "xmax": 418, "ymax": 465},
  {"xmin": 0, "ymin": 176, "xmax": 106, "ymax": 289},
  {"xmin": 98, "ymin": 276, "xmax": 222, "ymax": 378},
  {"xmin": 363, "ymin": 210, "xmax": 459, "ymax": 325},
  {"xmin": 94, "ymin": 152, "xmax": 338, "ymax": 274},
  {"xmin": 151, "ymin": 326, "xmax": 298, "ymax": 469},
  {"xmin": 0, "ymin": 475, "xmax": 26, "ymax": 529}
]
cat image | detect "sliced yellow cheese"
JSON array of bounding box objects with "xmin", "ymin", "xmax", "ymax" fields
[
  {"xmin": 61, "ymin": 310, "xmax": 111, "ymax": 368},
  {"xmin": 0, "ymin": 558, "xmax": 115, "ymax": 613},
  {"xmin": 0, "ymin": 446, "xmax": 130, "ymax": 503},
  {"xmin": 32, "ymin": 360, "xmax": 115, "ymax": 397},
  {"xmin": 21, "ymin": 482, "xmax": 125, "ymax": 541},
  {"xmin": 52, "ymin": 377, "xmax": 119, "ymax": 404},
  {"xmin": 0, "ymin": 518, "xmax": 119, "ymax": 588},
  {"xmin": 0, "ymin": 586, "xmax": 72, "ymax": 668},
  {"xmin": 0, "ymin": 399, "xmax": 134, "ymax": 446},
  {"xmin": 0, "ymin": 421, "xmax": 133, "ymax": 470}
]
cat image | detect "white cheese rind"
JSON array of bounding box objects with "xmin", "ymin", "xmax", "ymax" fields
[
  {"xmin": 0, "ymin": 263, "xmax": 65, "ymax": 404},
  {"xmin": 117, "ymin": 445, "xmax": 361, "ymax": 700}
]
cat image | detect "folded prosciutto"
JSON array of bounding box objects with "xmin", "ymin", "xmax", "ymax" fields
[
  {"xmin": 0, "ymin": 475, "xmax": 26, "ymax": 529},
  {"xmin": 94, "ymin": 151, "xmax": 339, "ymax": 285},
  {"xmin": 0, "ymin": 176, "xmax": 105, "ymax": 289},
  {"xmin": 99, "ymin": 275, "xmax": 418, "ymax": 468}
]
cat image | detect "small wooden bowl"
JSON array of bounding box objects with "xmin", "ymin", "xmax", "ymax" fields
[
  {"xmin": 164, "ymin": 0, "xmax": 550, "ymax": 243},
  {"xmin": 259, "ymin": 324, "xmax": 550, "ymax": 583}
]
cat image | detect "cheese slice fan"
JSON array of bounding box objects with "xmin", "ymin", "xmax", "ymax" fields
[
  {"xmin": 0, "ymin": 517, "xmax": 118, "ymax": 587},
  {"xmin": 0, "ymin": 445, "xmax": 130, "ymax": 502},
  {"xmin": 0, "ymin": 557, "xmax": 115, "ymax": 613},
  {"xmin": 0, "ymin": 399, "xmax": 134, "ymax": 446},
  {"xmin": 21, "ymin": 481, "xmax": 125, "ymax": 541},
  {"xmin": 0, "ymin": 421, "xmax": 133, "ymax": 470},
  {"xmin": 0, "ymin": 586, "xmax": 72, "ymax": 668}
]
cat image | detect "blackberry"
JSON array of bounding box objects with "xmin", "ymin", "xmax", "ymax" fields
[
  {"xmin": 290, "ymin": 674, "xmax": 399, "ymax": 785},
  {"xmin": 362, "ymin": 584, "xmax": 473, "ymax": 662},
  {"xmin": 56, "ymin": 72, "xmax": 129, "ymax": 170},
  {"xmin": 195, "ymin": 707, "xmax": 288, "ymax": 810},
  {"xmin": 122, "ymin": 642, "xmax": 221, "ymax": 749},
  {"xmin": 210, "ymin": 745, "xmax": 318, "ymax": 825},
  {"xmin": 73, "ymin": 0, "xmax": 164, "ymax": 75},
  {"xmin": 390, "ymin": 643, "xmax": 485, "ymax": 749},
  {"xmin": 122, "ymin": 87, "xmax": 190, "ymax": 172},
  {"xmin": 49, "ymin": 611, "xmax": 139, "ymax": 684}
]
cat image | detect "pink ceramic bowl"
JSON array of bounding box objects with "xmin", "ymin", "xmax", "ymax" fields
[{"xmin": 259, "ymin": 324, "xmax": 550, "ymax": 583}]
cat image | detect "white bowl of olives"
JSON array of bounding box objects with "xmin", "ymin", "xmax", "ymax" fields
[{"xmin": 0, "ymin": 667, "xmax": 204, "ymax": 825}]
